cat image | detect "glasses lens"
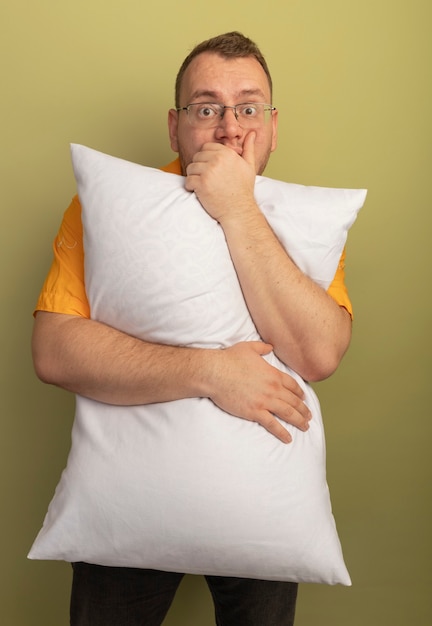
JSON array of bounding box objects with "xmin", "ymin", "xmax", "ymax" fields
[
  {"xmin": 188, "ymin": 104, "xmax": 222, "ymax": 126},
  {"xmin": 237, "ymin": 103, "xmax": 267, "ymax": 126}
]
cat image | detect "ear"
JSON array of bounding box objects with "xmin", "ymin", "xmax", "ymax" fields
[{"xmin": 168, "ymin": 109, "xmax": 180, "ymax": 152}]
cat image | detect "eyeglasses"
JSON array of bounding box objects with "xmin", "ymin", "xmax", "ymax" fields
[{"xmin": 176, "ymin": 102, "xmax": 276, "ymax": 128}]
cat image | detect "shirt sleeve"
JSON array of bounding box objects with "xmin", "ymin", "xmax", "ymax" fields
[
  {"xmin": 34, "ymin": 195, "xmax": 90, "ymax": 318},
  {"xmin": 326, "ymin": 247, "xmax": 353, "ymax": 318}
]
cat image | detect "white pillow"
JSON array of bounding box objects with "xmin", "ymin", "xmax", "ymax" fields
[{"xmin": 29, "ymin": 144, "xmax": 366, "ymax": 585}]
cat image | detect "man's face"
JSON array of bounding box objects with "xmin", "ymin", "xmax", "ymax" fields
[{"xmin": 168, "ymin": 52, "xmax": 278, "ymax": 175}]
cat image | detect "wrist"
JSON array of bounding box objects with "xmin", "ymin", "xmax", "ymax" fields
[
  {"xmin": 218, "ymin": 198, "xmax": 262, "ymax": 228},
  {"xmin": 179, "ymin": 346, "xmax": 222, "ymax": 400}
]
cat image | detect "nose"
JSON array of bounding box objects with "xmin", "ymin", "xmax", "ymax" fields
[{"xmin": 214, "ymin": 107, "xmax": 243, "ymax": 139}]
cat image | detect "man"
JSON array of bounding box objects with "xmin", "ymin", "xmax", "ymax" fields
[{"xmin": 32, "ymin": 32, "xmax": 352, "ymax": 626}]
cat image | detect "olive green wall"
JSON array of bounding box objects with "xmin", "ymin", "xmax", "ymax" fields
[{"xmin": 1, "ymin": 1, "xmax": 430, "ymax": 624}]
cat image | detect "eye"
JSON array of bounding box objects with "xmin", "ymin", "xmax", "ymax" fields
[
  {"xmin": 196, "ymin": 104, "xmax": 218, "ymax": 119},
  {"xmin": 239, "ymin": 104, "xmax": 259, "ymax": 117}
]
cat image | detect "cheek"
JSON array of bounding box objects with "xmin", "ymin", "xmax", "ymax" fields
[
  {"xmin": 253, "ymin": 133, "xmax": 275, "ymax": 175},
  {"xmin": 177, "ymin": 127, "xmax": 213, "ymax": 162},
  {"xmin": 255, "ymin": 132, "xmax": 274, "ymax": 156}
]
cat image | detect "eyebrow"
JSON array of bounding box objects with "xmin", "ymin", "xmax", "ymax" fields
[{"xmin": 189, "ymin": 88, "xmax": 267, "ymax": 102}]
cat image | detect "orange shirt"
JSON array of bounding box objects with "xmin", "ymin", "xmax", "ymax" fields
[{"xmin": 35, "ymin": 159, "xmax": 353, "ymax": 318}]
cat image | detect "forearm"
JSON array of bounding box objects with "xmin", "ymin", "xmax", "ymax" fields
[
  {"xmin": 185, "ymin": 141, "xmax": 352, "ymax": 381},
  {"xmin": 32, "ymin": 311, "xmax": 312, "ymax": 442},
  {"xmin": 32, "ymin": 311, "xmax": 209, "ymax": 405},
  {"xmin": 221, "ymin": 207, "xmax": 352, "ymax": 381}
]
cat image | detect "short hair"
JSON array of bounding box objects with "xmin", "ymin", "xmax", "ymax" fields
[{"xmin": 175, "ymin": 31, "xmax": 273, "ymax": 108}]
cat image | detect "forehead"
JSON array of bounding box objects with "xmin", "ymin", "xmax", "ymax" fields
[{"xmin": 179, "ymin": 52, "xmax": 271, "ymax": 104}]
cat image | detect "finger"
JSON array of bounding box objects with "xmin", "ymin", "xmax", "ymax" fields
[
  {"xmin": 249, "ymin": 341, "xmax": 274, "ymax": 356},
  {"xmin": 185, "ymin": 160, "xmax": 205, "ymax": 177},
  {"xmin": 184, "ymin": 174, "xmax": 199, "ymax": 192},
  {"xmin": 275, "ymin": 387, "xmax": 312, "ymax": 425},
  {"xmin": 195, "ymin": 142, "xmax": 225, "ymax": 159},
  {"xmin": 280, "ymin": 371, "xmax": 306, "ymax": 399},
  {"xmin": 257, "ymin": 410, "xmax": 292, "ymax": 444}
]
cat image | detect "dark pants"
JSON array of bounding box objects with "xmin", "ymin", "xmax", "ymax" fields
[{"xmin": 70, "ymin": 562, "xmax": 298, "ymax": 625}]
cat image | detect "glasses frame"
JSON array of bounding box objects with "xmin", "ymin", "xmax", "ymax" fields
[{"xmin": 176, "ymin": 102, "xmax": 277, "ymax": 128}]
